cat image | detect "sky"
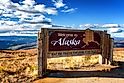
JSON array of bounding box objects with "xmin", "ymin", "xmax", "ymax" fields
[
  {"xmin": 0, "ymin": 0, "xmax": 124, "ymax": 37},
  {"xmin": 52, "ymin": 0, "xmax": 124, "ymax": 26}
]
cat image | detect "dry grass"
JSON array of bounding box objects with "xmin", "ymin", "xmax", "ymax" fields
[
  {"xmin": 47, "ymin": 55, "xmax": 99, "ymax": 70},
  {"xmin": 113, "ymin": 48, "xmax": 124, "ymax": 61},
  {"xmin": 0, "ymin": 49, "xmax": 38, "ymax": 83},
  {"xmin": 0, "ymin": 48, "xmax": 124, "ymax": 82}
]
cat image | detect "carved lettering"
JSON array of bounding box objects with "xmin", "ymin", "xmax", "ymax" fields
[{"xmin": 51, "ymin": 37, "xmax": 80, "ymax": 46}]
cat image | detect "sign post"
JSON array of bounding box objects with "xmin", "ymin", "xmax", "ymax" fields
[{"xmin": 38, "ymin": 28, "xmax": 47, "ymax": 77}]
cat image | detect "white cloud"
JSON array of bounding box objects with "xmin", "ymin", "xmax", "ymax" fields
[
  {"xmin": 52, "ymin": 0, "xmax": 77, "ymax": 13},
  {"xmin": 45, "ymin": 7, "xmax": 57, "ymax": 15},
  {"xmin": 0, "ymin": 0, "xmax": 57, "ymax": 32},
  {"xmin": 0, "ymin": 0, "xmax": 10, "ymax": 3},
  {"xmin": 79, "ymin": 23, "xmax": 124, "ymax": 38},
  {"xmin": 79, "ymin": 24, "xmax": 121, "ymax": 28},
  {"xmin": 0, "ymin": 20, "xmax": 17, "ymax": 26},
  {"xmin": 108, "ymin": 28, "xmax": 122, "ymax": 33},
  {"xmin": 61, "ymin": 8, "xmax": 77, "ymax": 13},
  {"xmin": 0, "ymin": 0, "xmax": 77, "ymax": 36},
  {"xmin": 102, "ymin": 24, "xmax": 119, "ymax": 28},
  {"xmin": 0, "ymin": 25, "xmax": 22, "ymax": 31},
  {"xmin": 79, "ymin": 24, "xmax": 94, "ymax": 28},
  {"xmin": 34, "ymin": 4, "xmax": 46, "ymax": 12},
  {"xmin": 64, "ymin": 6, "xmax": 68, "ymax": 9},
  {"xmin": 52, "ymin": 0, "xmax": 65, "ymax": 8},
  {"xmin": 22, "ymin": 0, "xmax": 35, "ymax": 7}
]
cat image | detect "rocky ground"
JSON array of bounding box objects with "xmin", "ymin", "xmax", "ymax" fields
[{"xmin": 0, "ymin": 48, "xmax": 124, "ymax": 83}]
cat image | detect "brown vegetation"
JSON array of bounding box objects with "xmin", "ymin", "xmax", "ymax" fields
[
  {"xmin": 0, "ymin": 48, "xmax": 124, "ymax": 83},
  {"xmin": 0, "ymin": 49, "xmax": 38, "ymax": 83}
]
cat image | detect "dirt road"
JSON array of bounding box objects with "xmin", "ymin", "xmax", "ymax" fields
[{"xmin": 34, "ymin": 77, "xmax": 124, "ymax": 83}]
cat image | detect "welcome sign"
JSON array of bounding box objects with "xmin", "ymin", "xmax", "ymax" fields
[
  {"xmin": 47, "ymin": 29, "xmax": 102, "ymax": 57},
  {"xmin": 38, "ymin": 28, "xmax": 113, "ymax": 77},
  {"xmin": 49, "ymin": 30, "xmax": 101, "ymax": 51}
]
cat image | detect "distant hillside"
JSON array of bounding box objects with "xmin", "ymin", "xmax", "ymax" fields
[
  {"xmin": 114, "ymin": 37, "xmax": 124, "ymax": 48},
  {"xmin": 0, "ymin": 36, "xmax": 37, "ymax": 50}
]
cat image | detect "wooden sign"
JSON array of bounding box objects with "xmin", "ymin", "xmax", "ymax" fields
[
  {"xmin": 49, "ymin": 30, "xmax": 101, "ymax": 51},
  {"xmin": 38, "ymin": 28, "xmax": 113, "ymax": 77},
  {"xmin": 48, "ymin": 29, "xmax": 102, "ymax": 57}
]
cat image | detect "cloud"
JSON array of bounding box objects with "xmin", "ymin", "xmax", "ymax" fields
[
  {"xmin": 108, "ymin": 28, "xmax": 122, "ymax": 33},
  {"xmin": 102, "ymin": 24, "xmax": 120, "ymax": 28},
  {"xmin": 61, "ymin": 8, "xmax": 77, "ymax": 13},
  {"xmin": 79, "ymin": 24, "xmax": 121, "ymax": 29},
  {"xmin": 0, "ymin": 0, "xmax": 77, "ymax": 36},
  {"xmin": 52, "ymin": 0, "xmax": 77, "ymax": 13},
  {"xmin": 45, "ymin": 7, "xmax": 57, "ymax": 15},
  {"xmin": 21, "ymin": 0, "xmax": 35, "ymax": 6},
  {"xmin": 79, "ymin": 24, "xmax": 98, "ymax": 28},
  {"xmin": 79, "ymin": 23, "xmax": 124, "ymax": 38},
  {"xmin": 0, "ymin": 0, "xmax": 58, "ymax": 34},
  {"xmin": 52, "ymin": 0, "xmax": 65, "ymax": 8}
]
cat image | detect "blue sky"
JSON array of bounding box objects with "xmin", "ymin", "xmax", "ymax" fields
[
  {"xmin": 0, "ymin": 0, "xmax": 124, "ymax": 37},
  {"xmin": 44, "ymin": 0, "xmax": 124, "ymax": 25},
  {"xmin": 5, "ymin": 0, "xmax": 124, "ymax": 26},
  {"xmin": 52, "ymin": 0, "xmax": 124, "ymax": 26}
]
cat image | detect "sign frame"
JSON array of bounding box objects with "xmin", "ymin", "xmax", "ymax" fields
[{"xmin": 38, "ymin": 28, "xmax": 113, "ymax": 78}]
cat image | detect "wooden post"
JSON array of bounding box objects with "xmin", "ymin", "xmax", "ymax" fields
[
  {"xmin": 41, "ymin": 28, "xmax": 48, "ymax": 77},
  {"xmin": 38, "ymin": 31, "xmax": 43, "ymax": 77},
  {"xmin": 99, "ymin": 32, "xmax": 103, "ymax": 64},
  {"xmin": 38, "ymin": 28, "xmax": 48, "ymax": 78},
  {"xmin": 100, "ymin": 31, "xmax": 106, "ymax": 64},
  {"xmin": 105, "ymin": 34, "xmax": 110, "ymax": 64},
  {"xmin": 104, "ymin": 34, "xmax": 108, "ymax": 64},
  {"xmin": 108, "ymin": 38, "xmax": 114, "ymax": 65},
  {"xmin": 100, "ymin": 30, "xmax": 113, "ymax": 65}
]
